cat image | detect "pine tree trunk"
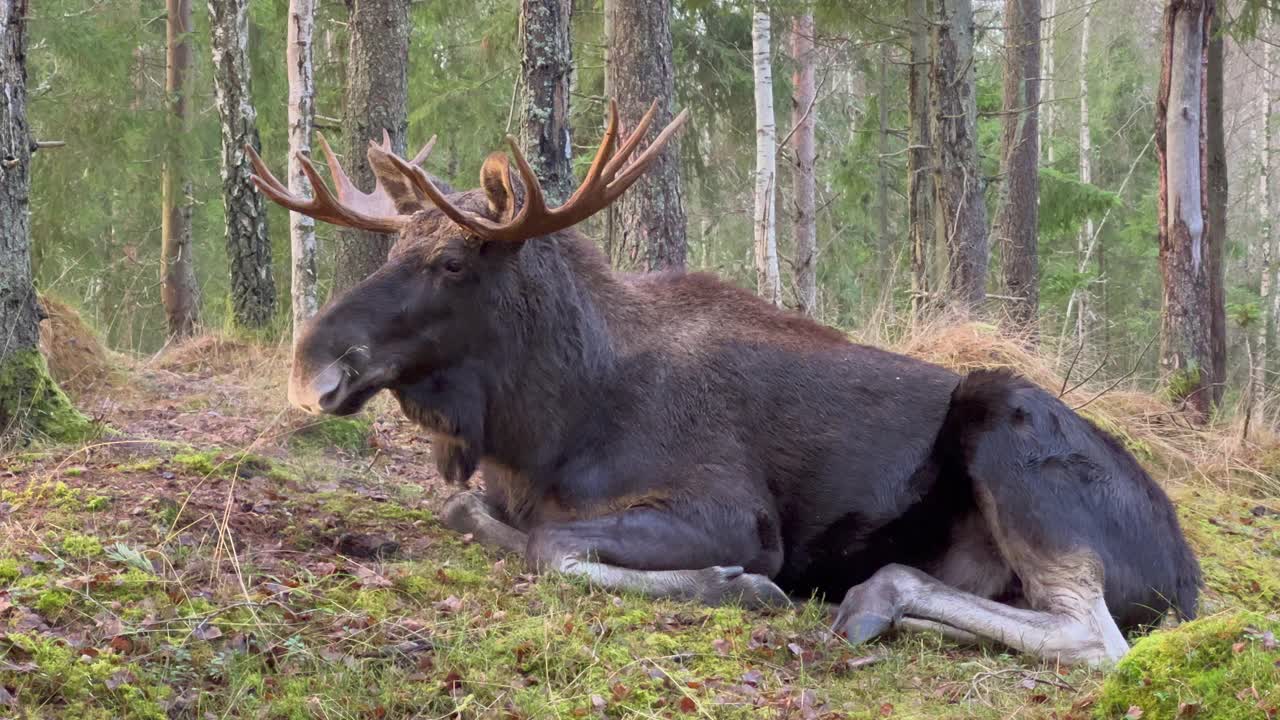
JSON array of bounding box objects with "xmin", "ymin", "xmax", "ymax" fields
[
  {"xmin": 0, "ymin": 0, "xmax": 38, "ymax": 358},
  {"xmin": 518, "ymin": 0, "xmax": 574, "ymax": 204},
  {"xmin": 1072, "ymin": 6, "xmax": 1093, "ymax": 344},
  {"xmin": 751, "ymin": 5, "xmax": 781, "ymax": 306},
  {"xmin": 331, "ymin": 0, "xmax": 410, "ymax": 296},
  {"xmin": 1205, "ymin": 11, "xmax": 1227, "ymax": 408},
  {"xmin": 1156, "ymin": 0, "xmax": 1214, "ymax": 421},
  {"xmin": 1041, "ymin": 0, "xmax": 1055, "ymax": 165},
  {"xmin": 994, "ymin": 0, "xmax": 1041, "ymax": 336},
  {"xmin": 162, "ymin": 0, "xmax": 199, "ymax": 339},
  {"xmin": 1259, "ymin": 19, "xmax": 1275, "ymax": 402},
  {"xmin": 790, "ymin": 13, "xmax": 818, "ymax": 317},
  {"xmin": 287, "ymin": 0, "xmax": 318, "ymax": 341},
  {"xmin": 931, "ymin": 0, "xmax": 989, "ymax": 313},
  {"xmin": 211, "ymin": 0, "xmax": 276, "ymax": 330},
  {"xmin": 907, "ymin": 0, "xmax": 933, "ymax": 317},
  {"xmin": 604, "ymin": 0, "xmax": 687, "ymax": 271}
]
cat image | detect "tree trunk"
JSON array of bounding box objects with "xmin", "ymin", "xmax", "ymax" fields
[
  {"xmin": 162, "ymin": 0, "xmax": 199, "ymax": 339},
  {"xmin": 1205, "ymin": 11, "xmax": 1227, "ymax": 408},
  {"xmin": 287, "ymin": 0, "xmax": 318, "ymax": 341},
  {"xmin": 877, "ymin": 40, "xmax": 891, "ymax": 275},
  {"xmin": 331, "ymin": 0, "xmax": 410, "ymax": 296},
  {"xmin": 518, "ymin": 0, "xmax": 574, "ymax": 204},
  {"xmin": 1040, "ymin": 0, "xmax": 1055, "ymax": 164},
  {"xmin": 604, "ymin": 0, "xmax": 687, "ymax": 271},
  {"xmin": 1071, "ymin": 5, "xmax": 1093, "ymax": 344},
  {"xmin": 0, "ymin": 0, "xmax": 90, "ymax": 440},
  {"xmin": 1156, "ymin": 0, "xmax": 1214, "ymax": 421},
  {"xmin": 210, "ymin": 0, "xmax": 277, "ymax": 330},
  {"xmin": 931, "ymin": 0, "xmax": 989, "ymax": 313},
  {"xmin": 751, "ymin": 5, "xmax": 781, "ymax": 306},
  {"xmin": 908, "ymin": 0, "xmax": 933, "ymax": 317},
  {"xmin": 791, "ymin": 13, "xmax": 818, "ymax": 317},
  {"xmin": 1259, "ymin": 18, "xmax": 1275, "ymax": 403},
  {"xmin": 994, "ymin": 0, "xmax": 1041, "ymax": 336}
]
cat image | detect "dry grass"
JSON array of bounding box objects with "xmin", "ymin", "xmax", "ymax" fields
[{"xmin": 36, "ymin": 294, "xmax": 121, "ymax": 398}]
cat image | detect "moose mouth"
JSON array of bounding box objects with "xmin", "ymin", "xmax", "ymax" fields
[{"xmin": 289, "ymin": 363, "xmax": 397, "ymax": 416}]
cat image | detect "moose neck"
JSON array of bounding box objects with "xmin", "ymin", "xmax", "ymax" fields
[{"xmin": 478, "ymin": 231, "xmax": 631, "ymax": 472}]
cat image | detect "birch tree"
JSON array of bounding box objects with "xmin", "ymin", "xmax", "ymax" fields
[
  {"xmin": 1041, "ymin": 0, "xmax": 1055, "ymax": 164},
  {"xmin": 994, "ymin": 0, "xmax": 1041, "ymax": 335},
  {"xmin": 1156, "ymin": 0, "xmax": 1215, "ymax": 421},
  {"xmin": 210, "ymin": 0, "xmax": 276, "ymax": 329},
  {"xmin": 908, "ymin": 0, "xmax": 933, "ymax": 316},
  {"xmin": 1072, "ymin": 5, "xmax": 1093, "ymax": 343},
  {"xmin": 287, "ymin": 0, "xmax": 318, "ymax": 340},
  {"xmin": 790, "ymin": 12, "xmax": 817, "ymax": 317},
  {"xmin": 1259, "ymin": 20, "xmax": 1276, "ymax": 402},
  {"xmin": 1205, "ymin": 12, "xmax": 1227, "ymax": 407},
  {"xmin": 518, "ymin": 0, "xmax": 574, "ymax": 204},
  {"xmin": 752, "ymin": 4, "xmax": 781, "ymax": 306},
  {"xmin": 932, "ymin": 0, "xmax": 989, "ymax": 313},
  {"xmin": 162, "ymin": 0, "xmax": 199, "ymax": 338}
]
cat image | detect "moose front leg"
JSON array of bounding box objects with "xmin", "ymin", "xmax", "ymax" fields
[
  {"xmin": 525, "ymin": 507, "xmax": 791, "ymax": 610},
  {"xmin": 441, "ymin": 490, "xmax": 527, "ymax": 554}
]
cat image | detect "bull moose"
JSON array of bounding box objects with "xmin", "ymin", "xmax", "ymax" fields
[{"xmin": 247, "ymin": 100, "xmax": 1200, "ymax": 666}]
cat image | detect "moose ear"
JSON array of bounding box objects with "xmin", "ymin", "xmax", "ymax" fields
[
  {"xmin": 366, "ymin": 135, "xmax": 453, "ymax": 215},
  {"xmin": 479, "ymin": 152, "xmax": 520, "ymax": 221}
]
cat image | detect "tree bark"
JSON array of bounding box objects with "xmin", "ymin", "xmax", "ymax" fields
[
  {"xmin": 1, "ymin": 0, "xmax": 38, "ymax": 357},
  {"xmin": 331, "ymin": 0, "xmax": 410, "ymax": 296},
  {"xmin": 931, "ymin": 0, "xmax": 989, "ymax": 313},
  {"xmin": 877, "ymin": 40, "xmax": 891, "ymax": 275},
  {"xmin": 751, "ymin": 5, "xmax": 781, "ymax": 306},
  {"xmin": 1040, "ymin": 0, "xmax": 1055, "ymax": 164},
  {"xmin": 908, "ymin": 0, "xmax": 934, "ymax": 317},
  {"xmin": 1070, "ymin": 4, "xmax": 1092, "ymax": 344},
  {"xmin": 1259, "ymin": 18, "xmax": 1276, "ymax": 403},
  {"xmin": 162, "ymin": 0, "xmax": 199, "ymax": 339},
  {"xmin": 210, "ymin": 0, "xmax": 276, "ymax": 330},
  {"xmin": 994, "ymin": 0, "xmax": 1041, "ymax": 336},
  {"xmin": 1205, "ymin": 11, "xmax": 1227, "ymax": 407},
  {"xmin": 287, "ymin": 0, "xmax": 318, "ymax": 341},
  {"xmin": 604, "ymin": 0, "xmax": 687, "ymax": 271},
  {"xmin": 790, "ymin": 13, "xmax": 818, "ymax": 317},
  {"xmin": 518, "ymin": 0, "xmax": 574, "ymax": 204},
  {"xmin": 1156, "ymin": 0, "xmax": 1214, "ymax": 421}
]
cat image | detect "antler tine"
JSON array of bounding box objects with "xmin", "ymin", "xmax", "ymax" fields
[
  {"xmin": 561, "ymin": 99, "xmax": 620, "ymax": 209},
  {"xmin": 245, "ymin": 144, "xmax": 294, "ymax": 201},
  {"xmin": 604, "ymin": 108, "xmax": 690, "ymax": 201},
  {"xmin": 385, "ymin": 152, "xmax": 495, "ymax": 236},
  {"xmin": 600, "ymin": 99, "xmax": 661, "ymax": 181},
  {"xmin": 368, "ymin": 129, "xmax": 437, "ymax": 168},
  {"xmin": 501, "ymin": 135, "xmax": 550, "ymax": 228}
]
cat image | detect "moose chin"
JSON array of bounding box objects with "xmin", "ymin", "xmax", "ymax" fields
[{"xmin": 248, "ymin": 99, "xmax": 1200, "ymax": 667}]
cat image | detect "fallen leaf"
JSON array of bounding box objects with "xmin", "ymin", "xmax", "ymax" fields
[
  {"xmin": 678, "ymin": 697, "xmax": 697, "ymax": 713},
  {"xmin": 879, "ymin": 702, "xmax": 894, "ymax": 716},
  {"xmin": 105, "ymin": 670, "xmax": 136, "ymax": 691},
  {"xmin": 788, "ymin": 642, "xmax": 805, "ymax": 657},
  {"xmin": 110, "ymin": 635, "xmax": 133, "ymax": 654},
  {"xmin": 1125, "ymin": 706, "xmax": 1144, "ymax": 719},
  {"xmin": 1177, "ymin": 702, "xmax": 1200, "ymax": 717},
  {"xmin": 310, "ymin": 561, "xmax": 338, "ymax": 576},
  {"xmin": 1019, "ymin": 677, "xmax": 1038, "ymax": 690},
  {"xmin": 712, "ymin": 638, "xmax": 732, "ymax": 655},
  {"xmin": 1233, "ymin": 642, "xmax": 1247, "ymax": 654},
  {"xmin": 741, "ymin": 669, "xmax": 764, "ymax": 687},
  {"xmin": 193, "ymin": 623, "xmax": 223, "ymax": 641},
  {"xmin": 434, "ymin": 596, "xmax": 463, "ymax": 614}
]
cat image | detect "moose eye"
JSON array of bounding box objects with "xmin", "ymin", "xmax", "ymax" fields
[{"xmin": 442, "ymin": 258, "xmax": 464, "ymax": 274}]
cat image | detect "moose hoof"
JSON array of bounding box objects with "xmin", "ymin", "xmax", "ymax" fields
[
  {"xmin": 696, "ymin": 566, "xmax": 793, "ymax": 610},
  {"xmin": 441, "ymin": 490, "xmax": 491, "ymax": 535}
]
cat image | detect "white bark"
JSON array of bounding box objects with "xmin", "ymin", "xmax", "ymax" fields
[
  {"xmin": 791, "ymin": 13, "xmax": 818, "ymax": 317},
  {"xmin": 287, "ymin": 0, "xmax": 318, "ymax": 342},
  {"xmin": 1073, "ymin": 6, "xmax": 1092, "ymax": 343},
  {"xmin": 1260, "ymin": 21, "xmax": 1276, "ymax": 399},
  {"xmin": 752, "ymin": 5, "xmax": 781, "ymax": 306},
  {"xmin": 1041, "ymin": 0, "xmax": 1055, "ymax": 164}
]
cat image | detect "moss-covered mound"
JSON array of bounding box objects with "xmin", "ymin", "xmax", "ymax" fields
[
  {"xmin": 0, "ymin": 349, "xmax": 97, "ymax": 445},
  {"xmin": 37, "ymin": 293, "xmax": 119, "ymax": 397},
  {"xmin": 1096, "ymin": 612, "xmax": 1280, "ymax": 719}
]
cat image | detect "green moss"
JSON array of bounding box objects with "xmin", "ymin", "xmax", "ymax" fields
[
  {"xmin": 1179, "ymin": 491, "xmax": 1280, "ymax": 614},
  {"xmin": 289, "ymin": 414, "xmax": 373, "ymax": 454},
  {"xmin": 117, "ymin": 458, "xmax": 163, "ymax": 473},
  {"xmin": 3, "ymin": 632, "xmax": 168, "ymax": 718},
  {"xmin": 0, "ymin": 557, "xmax": 19, "ymax": 583},
  {"xmin": 61, "ymin": 532, "xmax": 103, "ymax": 558},
  {"xmin": 85, "ymin": 494, "xmax": 110, "ymax": 511},
  {"xmin": 0, "ymin": 349, "xmax": 97, "ymax": 444},
  {"xmin": 172, "ymin": 449, "xmax": 221, "ymax": 475},
  {"xmin": 34, "ymin": 588, "xmax": 73, "ymax": 618},
  {"xmin": 1096, "ymin": 612, "xmax": 1280, "ymax": 719}
]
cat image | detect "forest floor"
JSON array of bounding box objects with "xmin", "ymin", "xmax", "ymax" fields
[{"xmin": 1, "ymin": 320, "xmax": 1279, "ymax": 719}]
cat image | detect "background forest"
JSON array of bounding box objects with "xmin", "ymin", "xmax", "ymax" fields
[{"xmin": 28, "ymin": 0, "xmax": 1277, "ymax": 414}]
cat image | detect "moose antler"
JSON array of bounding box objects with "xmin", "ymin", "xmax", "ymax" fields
[
  {"xmin": 383, "ymin": 99, "xmax": 690, "ymax": 243},
  {"xmin": 244, "ymin": 131, "xmax": 437, "ymax": 234}
]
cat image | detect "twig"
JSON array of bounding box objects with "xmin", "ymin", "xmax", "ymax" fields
[
  {"xmin": 1059, "ymin": 340, "xmax": 1086, "ymax": 397},
  {"xmin": 1072, "ymin": 333, "xmax": 1158, "ymax": 412},
  {"xmin": 1062, "ymin": 350, "xmax": 1111, "ymax": 398}
]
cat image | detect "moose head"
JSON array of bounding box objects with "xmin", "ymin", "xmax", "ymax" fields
[{"xmin": 247, "ymin": 100, "xmax": 688, "ymax": 417}]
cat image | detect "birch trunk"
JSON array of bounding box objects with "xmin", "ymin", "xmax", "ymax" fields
[
  {"xmin": 1205, "ymin": 11, "xmax": 1227, "ymax": 407},
  {"xmin": 518, "ymin": 0, "xmax": 574, "ymax": 204},
  {"xmin": 908, "ymin": 0, "xmax": 933, "ymax": 317},
  {"xmin": 994, "ymin": 0, "xmax": 1041, "ymax": 336},
  {"xmin": 791, "ymin": 13, "xmax": 818, "ymax": 317},
  {"xmin": 287, "ymin": 0, "xmax": 318, "ymax": 341},
  {"xmin": 752, "ymin": 5, "xmax": 781, "ymax": 306},
  {"xmin": 1074, "ymin": 6, "xmax": 1093, "ymax": 344},
  {"xmin": 1156, "ymin": 0, "xmax": 1214, "ymax": 421},
  {"xmin": 1041, "ymin": 0, "xmax": 1055, "ymax": 164},
  {"xmin": 211, "ymin": 0, "xmax": 277, "ymax": 329},
  {"xmin": 1260, "ymin": 20, "xmax": 1276, "ymax": 401},
  {"xmin": 932, "ymin": 0, "xmax": 989, "ymax": 313},
  {"xmin": 162, "ymin": 0, "xmax": 199, "ymax": 339}
]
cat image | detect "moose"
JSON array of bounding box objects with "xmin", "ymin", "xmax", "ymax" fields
[{"xmin": 247, "ymin": 100, "xmax": 1200, "ymax": 666}]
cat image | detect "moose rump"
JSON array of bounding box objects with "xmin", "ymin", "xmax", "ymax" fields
[{"xmin": 247, "ymin": 99, "xmax": 1201, "ymax": 667}]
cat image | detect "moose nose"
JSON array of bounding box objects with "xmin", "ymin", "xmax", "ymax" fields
[{"xmin": 312, "ymin": 365, "xmax": 346, "ymax": 413}]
